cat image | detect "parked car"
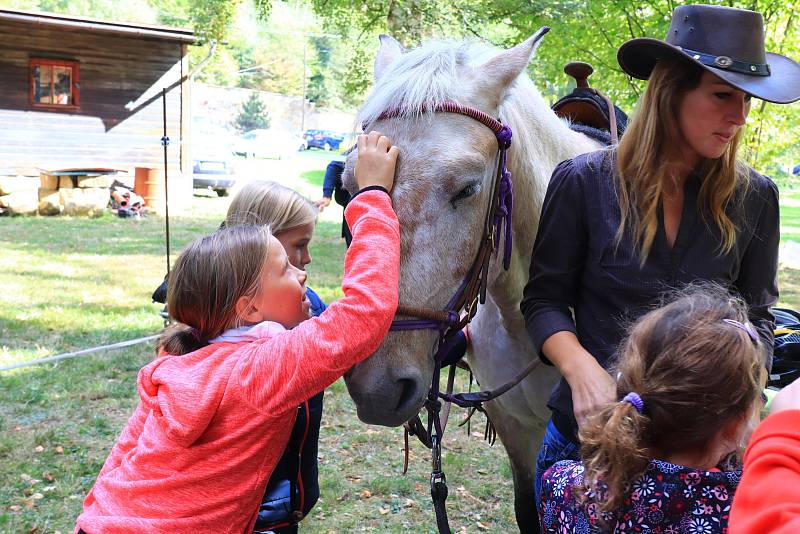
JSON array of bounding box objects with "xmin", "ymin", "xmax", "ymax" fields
[
  {"xmin": 233, "ymin": 129, "xmax": 307, "ymax": 159},
  {"xmin": 192, "ymin": 132, "xmax": 237, "ymax": 197},
  {"xmin": 304, "ymin": 129, "xmax": 346, "ymax": 151}
]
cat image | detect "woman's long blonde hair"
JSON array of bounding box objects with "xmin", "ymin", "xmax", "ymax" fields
[
  {"xmin": 225, "ymin": 181, "xmax": 317, "ymax": 233},
  {"xmin": 616, "ymin": 57, "xmax": 749, "ymax": 261}
]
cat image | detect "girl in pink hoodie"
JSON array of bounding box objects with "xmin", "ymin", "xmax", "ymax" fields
[{"xmin": 76, "ymin": 132, "xmax": 401, "ymax": 534}]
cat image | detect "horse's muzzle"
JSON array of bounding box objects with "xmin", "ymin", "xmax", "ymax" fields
[{"xmin": 344, "ymin": 357, "xmax": 429, "ymax": 427}]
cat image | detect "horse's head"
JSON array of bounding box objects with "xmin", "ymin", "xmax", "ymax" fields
[{"xmin": 343, "ymin": 30, "xmax": 550, "ymax": 426}]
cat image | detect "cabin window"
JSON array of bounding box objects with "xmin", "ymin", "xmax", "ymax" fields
[{"xmin": 30, "ymin": 59, "xmax": 80, "ymax": 109}]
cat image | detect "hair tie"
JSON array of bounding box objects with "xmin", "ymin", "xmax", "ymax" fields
[
  {"xmin": 189, "ymin": 327, "xmax": 201, "ymax": 341},
  {"xmin": 621, "ymin": 392, "xmax": 644, "ymax": 414},
  {"xmin": 722, "ymin": 318, "xmax": 759, "ymax": 345}
]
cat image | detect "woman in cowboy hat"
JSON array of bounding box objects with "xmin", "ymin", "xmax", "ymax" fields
[{"xmin": 521, "ymin": 3, "xmax": 800, "ymax": 509}]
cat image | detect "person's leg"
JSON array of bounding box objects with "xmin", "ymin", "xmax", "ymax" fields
[{"xmin": 533, "ymin": 418, "xmax": 580, "ymax": 511}]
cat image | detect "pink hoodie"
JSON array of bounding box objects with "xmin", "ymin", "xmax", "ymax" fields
[{"xmin": 76, "ymin": 190, "xmax": 399, "ymax": 534}]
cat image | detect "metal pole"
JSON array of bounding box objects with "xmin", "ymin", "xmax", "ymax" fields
[
  {"xmin": 161, "ymin": 88, "xmax": 171, "ymax": 278},
  {"xmin": 301, "ymin": 39, "xmax": 306, "ymax": 132}
]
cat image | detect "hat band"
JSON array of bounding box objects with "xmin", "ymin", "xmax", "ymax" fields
[{"xmin": 680, "ymin": 47, "xmax": 771, "ymax": 77}]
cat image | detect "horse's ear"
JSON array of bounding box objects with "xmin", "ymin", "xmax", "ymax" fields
[
  {"xmin": 475, "ymin": 27, "xmax": 550, "ymax": 106},
  {"xmin": 374, "ymin": 34, "xmax": 404, "ymax": 81}
]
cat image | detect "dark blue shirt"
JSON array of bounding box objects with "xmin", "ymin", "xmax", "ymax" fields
[{"xmin": 521, "ymin": 149, "xmax": 779, "ymax": 438}]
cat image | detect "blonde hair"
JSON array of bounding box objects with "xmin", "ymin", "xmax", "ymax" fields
[
  {"xmin": 579, "ymin": 285, "xmax": 762, "ymax": 516},
  {"xmin": 158, "ymin": 225, "xmax": 273, "ymax": 355},
  {"xmin": 226, "ymin": 181, "xmax": 317, "ymax": 234},
  {"xmin": 616, "ymin": 57, "xmax": 749, "ymax": 262}
]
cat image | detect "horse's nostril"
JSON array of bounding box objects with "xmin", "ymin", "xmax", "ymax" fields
[{"xmin": 395, "ymin": 377, "xmax": 421, "ymax": 413}]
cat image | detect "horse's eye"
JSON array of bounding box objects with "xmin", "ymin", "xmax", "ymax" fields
[{"xmin": 450, "ymin": 184, "xmax": 479, "ymax": 208}]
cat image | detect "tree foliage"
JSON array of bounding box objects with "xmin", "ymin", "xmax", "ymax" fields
[
  {"xmin": 235, "ymin": 92, "xmax": 271, "ymax": 132},
  {"xmin": 309, "ymin": 0, "xmax": 800, "ymax": 171}
]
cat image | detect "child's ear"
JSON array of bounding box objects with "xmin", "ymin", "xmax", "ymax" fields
[{"xmin": 235, "ymin": 295, "xmax": 262, "ymax": 324}]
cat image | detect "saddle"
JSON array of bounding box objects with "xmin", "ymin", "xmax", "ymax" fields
[{"xmin": 552, "ymin": 62, "xmax": 629, "ymax": 145}]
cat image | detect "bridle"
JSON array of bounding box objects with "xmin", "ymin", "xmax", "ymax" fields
[{"xmin": 365, "ymin": 101, "xmax": 540, "ymax": 533}]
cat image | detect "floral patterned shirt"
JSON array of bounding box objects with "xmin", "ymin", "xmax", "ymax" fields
[{"xmin": 539, "ymin": 459, "xmax": 741, "ymax": 534}]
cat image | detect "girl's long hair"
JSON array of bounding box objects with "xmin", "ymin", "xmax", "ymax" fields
[
  {"xmin": 158, "ymin": 225, "xmax": 272, "ymax": 355},
  {"xmin": 578, "ymin": 285, "xmax": 762, "ymax": 515},
  {"xmin": 615, "ymin": 57, "xmax": 749, "ymax": 262},
  {"xmin": 225, "ymin": 180, "xmax": 317, "ymax": 233}
]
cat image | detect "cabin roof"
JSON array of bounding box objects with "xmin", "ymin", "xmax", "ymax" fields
[{"xmin": 0, "ymin": 8, "xmax": 196, "ymax": 43}]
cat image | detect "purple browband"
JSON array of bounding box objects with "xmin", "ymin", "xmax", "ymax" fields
[{"xmin": 365, "ymin": 102, "xmax": 514, "ymax": 334}]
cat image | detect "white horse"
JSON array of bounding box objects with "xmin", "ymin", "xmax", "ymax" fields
[{"xmin": 342, "ymin": 30, "xmax": 601, "ymax": 532}]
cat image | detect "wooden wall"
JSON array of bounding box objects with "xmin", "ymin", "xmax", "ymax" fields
[{"xmin": 0, "ymin": 19, "xmax": 188, "ymax": 182}]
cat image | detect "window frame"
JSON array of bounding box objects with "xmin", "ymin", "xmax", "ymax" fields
[{"xmin": 29, "ymin": 58, "xmax": 81, "ymax": 110}]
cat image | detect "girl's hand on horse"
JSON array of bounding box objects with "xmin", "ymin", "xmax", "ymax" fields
[{"xmin": 355, "ymin": 131, "xmax": 400, "ymax": 192}]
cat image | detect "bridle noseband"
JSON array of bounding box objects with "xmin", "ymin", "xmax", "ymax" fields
[{"xmin": 365, "ymin": 101, "xmax": 538, "ymax": 534}]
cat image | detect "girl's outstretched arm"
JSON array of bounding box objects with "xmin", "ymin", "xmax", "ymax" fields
[{"xmin": 237, "ymin": 132, "xmax": 401, "ymax": 413}]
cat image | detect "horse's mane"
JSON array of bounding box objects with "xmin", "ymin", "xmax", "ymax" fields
[
  {"xmin": 358, "ymin": 40, "xmax": 478, "ymax": 126},
  {"xmin": 358, "ymin": 37, "xmax": 583, "ymax": 156},
  {"xmin": 357, "ymin": 38, "xmax": 591, "ymax": 218}
]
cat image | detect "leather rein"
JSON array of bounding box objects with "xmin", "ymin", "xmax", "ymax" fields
[{"xmin": 367, "ymin": 101, "xmax": 541, "ymax": 533}]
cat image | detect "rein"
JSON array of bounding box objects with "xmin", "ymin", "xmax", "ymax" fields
[{"xmin": 367, "ymin": 101, "xmax": 539, "ymax": 533}]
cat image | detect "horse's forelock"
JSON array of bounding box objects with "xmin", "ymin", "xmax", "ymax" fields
[{"xmin": 358, "ymin": 40, "xmax": 497, "ymax": 129}]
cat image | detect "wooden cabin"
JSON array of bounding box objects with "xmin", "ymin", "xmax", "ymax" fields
[{"xmin": 0, "ymin": 9, "xmax": 196, "ymax": 213}]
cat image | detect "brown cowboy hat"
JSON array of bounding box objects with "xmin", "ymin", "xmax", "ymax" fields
[{"xmin": 617, "ymin": 4, "xmax": 800, "ymax": 104}]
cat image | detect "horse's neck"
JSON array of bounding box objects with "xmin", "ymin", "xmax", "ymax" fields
[{"xmin": 488, "ymin": 94, "xmax": 599, "ymax": 333}]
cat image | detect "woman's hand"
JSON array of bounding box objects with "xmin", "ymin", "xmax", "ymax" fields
[
  {"xmin": 542, "ymin": 331, "xmax": 616, "ymax": 428},
  {"xmin": 354, "ymin": 131, "xmax": 399, "ymax": 192},
  {"xmin": 566, "ymin": 357, "xmax": 617, "ymax": 428}
]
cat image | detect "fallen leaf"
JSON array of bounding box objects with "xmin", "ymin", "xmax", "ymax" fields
[
  {"xmin": 55, "ymin": 446, "xmax": 64, "ymax": 454},
  {"xmin": 404, "ymin": 498, "xmax": 415, "ymax": 508},
  {"xmin": 378, "ymin": 506, "xmax": 390, "ymax": 515},
  {"xmin": 43, "ymin": 471, "xmax": 55, "ymax": 482},
  {"xmin": 414, "ymin": 483, "xmax": 425, "ymax": 491},
  {"xmin": 476, "ymin": 521, "xmax": 489, "ymax": 530},
  {"xmin": 345, "ymin": 474, "xmax": 361, "ymax": 482},
  {"xmin": 34, "ymin": 445, "xmax": 44, "ymax": 453},
  {"xmin": 9, "ymin": 505, "xmax": 21, "ymax": 511},
  {"xmin": 41, "ymin": 485, "xmax": 56, "ymax": 492},
  {"xmin": 359, "ymin": 489, "xmax": 372, "ymax": 499},
  {"xmin": 31, "ymin": 493, "xmax": 44, "ymax": 500},
  {"xmin": 27, "ymin": 527, "xmax": 38, "ymax": 534},
  {"xmin": 13, "ymin": 425, "xmax": 23, "ymax": 432}
]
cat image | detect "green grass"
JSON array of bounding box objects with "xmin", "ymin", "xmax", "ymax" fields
[
  {"xmin": 781, "ymin": 202, "xmax": 800, "ymax": 244},
  {"xmin": 0, "ymin": 168, "xmax": 516, "ymax": 533},
  {"xmin": 4, "ymin": 180, "xmax": 800, "ymax": 533},
  {"xmin": 301, "ymin": 169, "xmax": 326, "ymax": 188}
]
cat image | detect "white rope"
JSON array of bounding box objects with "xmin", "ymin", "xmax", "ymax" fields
[{"xmin": 0, "ymin": 334, "xmax": 160, "ymax": 372}]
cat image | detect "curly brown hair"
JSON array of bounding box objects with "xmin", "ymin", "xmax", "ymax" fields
[{"xmin": 578, "ymin": 285, "xmax": 762, "ymax": 515}]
